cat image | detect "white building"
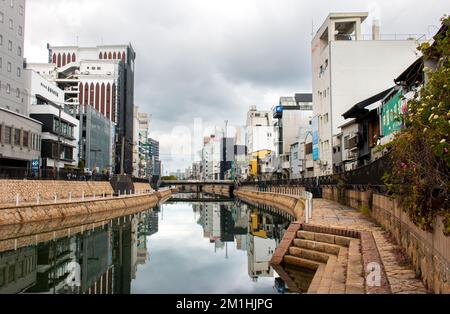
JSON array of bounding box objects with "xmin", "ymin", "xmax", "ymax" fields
[
  {"xmin": 311, "ymin": 12, "xmax": 422, "ymax": 176},
  {"xmin": 245, "ymin": 106, "xmax": 275, "ymax": 156},
  {"xmin": 24, "ymin": 70, "xmax": 79, "ymax": 170},
  {"xmin": 29, "ymin": 44, "xmax": 136, "ymax": 175},
  {"xmin": 201, "ymin": 134, "xmax": 221, "ymax": 180},
  {"xmin": 247, "ymin": 236, "xmax": 276, "ymax": 280},
  {"xmin": 132, "ymin": 106, "xmax": 150, "ymax": 178},
  {"xmin": 0, "ymin": 0, "xmax": 43, "ymax": 169}
]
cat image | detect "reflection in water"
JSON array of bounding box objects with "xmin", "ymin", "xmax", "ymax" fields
[{"xmin": 0, "ymin": 199, "xmax": 293, "ymax": 294}]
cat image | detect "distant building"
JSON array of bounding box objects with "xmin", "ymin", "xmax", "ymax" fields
[
  {"xmin": 220, "ymin": 137, "xmax": 235, "ymax": 180},
  {"xmin": 77, "ymin": 105, "xmax": 113, "ymax": 172},
  {"xmin": 246, "ymin": 106, "xmax": 275, "ymax": 156},
  {"xmin": 25, "ymin": 69, "xmax": 80, "ymax": 171},
  {"xmin": 273, "ymin": 94, "xmax": 313, "ymax": 179},
  {"xmin": 312, "ymin": 12, "xmax": 422, "ymax": 176},
  {"xmin": 202, "ymin": 134, "xmax": 221, "ymax": 180}
]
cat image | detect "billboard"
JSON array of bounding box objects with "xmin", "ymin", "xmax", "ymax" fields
[
  {"xmin": 312, "ymin": 116, "xmax": 319, "ymax": 161},
  {"xmin": 382, "ymin": 90, "xmax": 406, "ymax": 137}
]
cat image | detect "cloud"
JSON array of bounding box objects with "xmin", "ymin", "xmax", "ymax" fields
[{"xmin": 24, "ymin": 0, "xmax": 450, "ymax": 173}]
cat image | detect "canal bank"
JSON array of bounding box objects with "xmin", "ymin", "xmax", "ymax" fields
[
  {"xmin": 233, "ymin": 187, "xmax": 429, "ymax": 294},
  {"xmin": 0, "ymin": 196, "xmax": 294, "ymax": 294},
  {"xmin": 0, "ymin": 188, "xmax": 172, "ymax": 226}
]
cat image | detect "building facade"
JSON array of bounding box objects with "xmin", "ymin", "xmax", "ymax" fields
[
  {"xmin": 273, "ymin": 94, "xmax": 313, "ymax": 178},
  {"xmin": 0, "ymin": 0, "xmax": 42, "ymax": 169},
  {"xmin": 311, "ymin": 12, "xmax": 422, "ymax": 176},
  {"xmin": 25, "ymin": 69, "xmax": 79, "ymax": 172},
  {"xmin": 31, "ymin": 44, "xmax": 136, "ymax": 175}
]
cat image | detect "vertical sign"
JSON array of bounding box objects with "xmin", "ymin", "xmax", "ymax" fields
[
  {"xmin": 31, "ymin": 159, "xmax": 40, "ymax": 177},
  {"xmin": 312, "ymin": 116, "xmax": 319, "ymax": 161},
  {"xmin": 382, "ymin": 90, "xmax": 406, "ymax": 137}
]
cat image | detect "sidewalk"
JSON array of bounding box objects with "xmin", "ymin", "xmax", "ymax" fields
[{"xmin": 310, "ymin": 198, "xmax": 428, "ymax": 294}]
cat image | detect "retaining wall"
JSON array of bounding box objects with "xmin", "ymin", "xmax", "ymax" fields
[
  {"xmin": 322, "ymin": 186, "xmax": 450, "ymax": 294},
  {"xmin": 234, "ymin": 189, "xmax": 305, "ymax": 222},
  {"xmin": 0, "ymin": 189, "xmax": 172, "ymax": 227},
  {"xmin": 0, "ymin": 180, "xmax": 114, "ymax": 205},
  {"xmin": 203, "ymin": 185, "xmax": 231, "ymax": 198}
]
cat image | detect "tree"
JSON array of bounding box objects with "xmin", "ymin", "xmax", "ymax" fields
[{"xmin": 383, "ymin": 16, "xmax": 449, "ymax": 235}]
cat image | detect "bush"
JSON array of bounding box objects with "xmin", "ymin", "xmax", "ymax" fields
[{"xmin": 383, "ymin": 16, "xmax": 449, "ymax": 235}]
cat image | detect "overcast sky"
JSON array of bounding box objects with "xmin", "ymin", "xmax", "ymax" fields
[{"xmin": 24, "ymin": 0, "xmax": 449, "ymax": 173}]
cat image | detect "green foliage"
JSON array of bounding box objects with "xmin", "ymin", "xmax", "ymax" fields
[
  {"xmin": 359, "ymin": 205, "xmax": 371, "ymax": 217},
  {"xmin": 383, "ymin": 16, "xmax": 450, "ymax": 235},
  {"xmin": 161, "ymin": 175, "xmax": 178, "ymax": 181},
  {"xmin": 78, "ymin": 160, "xmax": 85, "ymax": 171}
]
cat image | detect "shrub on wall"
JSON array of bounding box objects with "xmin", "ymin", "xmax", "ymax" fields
[{"xmin": 383, "ymin": 16, "xmax": 449, "ymax": 236}]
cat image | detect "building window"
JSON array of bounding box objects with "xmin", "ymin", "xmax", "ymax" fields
[
  {"xmin": 0, "ymin": 57, "xmax": 2, "ymax": 68},
  {"xmin": 8, "ymin": 18, "xmax": 13, "ymax": 29},
  {"xmin": 10, "ymin": 0, "xmax": 14, "ymax": 8},
  {"xmin": 6, "ymin": 84, "xmax": 10, "ymax": 94},
  {"xmin": 0, "ymin": 35, "xmax": 3, "ymax": 45},
  {"xmin": 0, "ymin": 12, "xmax": 3, "ymax": 23},
  {"xmin": 4, "ymin": 126, "xmax": 11, "ymax": 144},
  {"xmin": 8, "ymin": 40, "xmax": 12, "ymax": 51},
  {"xmin": 19, "ymin": 5, "xmax": 23, "ymax": 16},
  {"xmin": 16, "ymin": 87, "xmax": 20, "ymax": 98},
  {"xmin": 17, "ymin": 46, "xmax": 21, "ymax": 56},
  {"xmin": 14, "ymin": 128, "xmax": 21, "ymax": 146},
  {"xmin": 23, "ymin": 131, "xmax": 29, "ymax": 147},
  {"xmin": 17, "ymin": 67, "xmax": 21, "ymax": 77},
  {"xmin": 7, "ymin": 62, "xmax": 11, "ymax": 72}
]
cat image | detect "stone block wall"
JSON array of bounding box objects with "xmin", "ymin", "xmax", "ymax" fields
[
  {"xmin": 203, "ymin": 185, "xmax": 231, "ymax": 197},
  {"xmin": 371, "ymin": 194, "xmax": 450, "ymax": 294},
  {"xmin": 322, "ymin": 186, "xmax": 450, "ymax": 294},
  {"xmin": 235, "ymin": 189, "xmax": 305, "ymax": 222},
  {"xmin": 134, "ymin": 182, "xmax": 153, "ymax": 193},
  {"xmin": 0, "ymin": 180, "xmax": 115, "ymax": 204}
]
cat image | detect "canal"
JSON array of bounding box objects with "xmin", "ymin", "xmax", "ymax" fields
[{"xmin": 0, "ymin": 195, "xmax": 298, "ymax": 294}]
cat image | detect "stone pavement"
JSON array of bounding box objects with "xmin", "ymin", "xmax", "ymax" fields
[{"xmin": 310, "ymin": 199, "xmax": 428, "ymax": 294}]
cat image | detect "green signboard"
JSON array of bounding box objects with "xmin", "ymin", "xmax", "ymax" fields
[{"xmin": 382, "ymin": 90, "xmax": 405, "ymax": 137}]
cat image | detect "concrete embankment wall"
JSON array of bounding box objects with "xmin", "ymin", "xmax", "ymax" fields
[
  {"xmin": 322, "ymin": 186, "xmax": 450, "ymax": 294},
  {"xmin": 203, "ymin": 185, "xmax": 231, "ymax": 198},
  {"xmin": 0, "ymin": 180, "xmax": 115, "ymax": 204},
  {"xmin": 234, "ymin": 189, "xmax": 305, "ymax": 222},
  {"xmin": 0, "ymin": 189, "xmax": 172, "ymax": 227}
]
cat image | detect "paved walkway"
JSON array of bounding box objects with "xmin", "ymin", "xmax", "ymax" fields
[{"xmin": 310, "ymin": 198, "xmax": 428, "ymax": 294}]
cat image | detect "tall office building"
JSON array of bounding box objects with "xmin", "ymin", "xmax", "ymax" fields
[{"xmin": 0, "ymin": 0, "xmax": 42, "ymax": 168}]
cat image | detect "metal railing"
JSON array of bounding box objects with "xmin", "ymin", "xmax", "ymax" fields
[
  {"xmin": 0, "ymin": 166, "xmax": 111, "ymax": 181},
  {"xmin": 6, "ymin": 187, "xmax": 155, "ymax": 207}
]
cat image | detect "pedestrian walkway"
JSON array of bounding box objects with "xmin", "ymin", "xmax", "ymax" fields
[{"xmin": 310, "ymin": 199, "xmax": 428, "ymax": 294}]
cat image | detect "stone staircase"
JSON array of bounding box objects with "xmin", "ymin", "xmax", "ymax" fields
[
  {"xmin": 283, "ymin": 230, "xmax": 365, "ymax": 294},
  {"xmin": 271, "ymin": 224, "xmax": 372, "ymax": 294}
]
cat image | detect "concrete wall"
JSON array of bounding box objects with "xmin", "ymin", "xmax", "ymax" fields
[
  {"xmin": 0, "ymin": 189, "xmax": 171, "ymax": 227},
  {"xmin": 0, "ymin": 180, "xmax": 115, "ymax": 204},
  {"xmin": 322, "ymin": 186, "xmax": 450, "ymax": 294},
  {"xmin": 203, "ymin": 185, "xmax": 231, "ymax": 197},
  {"xmin": 235, "ymin": 189, "xmax": 305, "ymax": 222},
  {"xmin": 0, "ymin": 189, "xmax": 172, "ymax": 253}
]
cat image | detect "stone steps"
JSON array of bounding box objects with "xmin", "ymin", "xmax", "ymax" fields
[
  {"xmin": 283, "ymin": 255, "xmax": 321, "ymax": 271},
  {"xmin": 297, "ymin": 230, "xmax": 353, "ymax": 247},
  {"xmin": 293, "ymin": 238, "xmax": 342, "ymax": 255},
  {"xmin": 288, "ymin": 247, "xmax": 331, "ymax": 263},
  {"xmin": 345, "ymin": 239, "xmax": 365, "ymax": 294}
]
